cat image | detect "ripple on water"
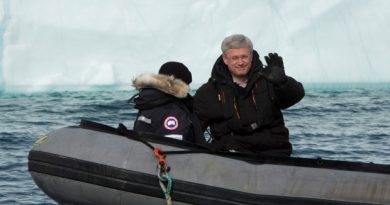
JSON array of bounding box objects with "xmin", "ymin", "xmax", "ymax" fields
[{"xmin": 1, "ymin": 86, "xmax": 390, "ymax": 204}]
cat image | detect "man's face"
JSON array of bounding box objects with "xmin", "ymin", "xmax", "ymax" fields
[{"xmin": 222, "ymin": 47, "xmax": 253, "ymax": 79}]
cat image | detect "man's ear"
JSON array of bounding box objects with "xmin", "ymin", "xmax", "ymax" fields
[{"xmin": 222, "ymin": 54, "xmax": 228, "ymax": 65}]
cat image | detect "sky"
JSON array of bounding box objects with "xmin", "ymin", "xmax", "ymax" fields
[{"xmin": 1, "ymin": 0, "xmax": 390, "ymax": 92}]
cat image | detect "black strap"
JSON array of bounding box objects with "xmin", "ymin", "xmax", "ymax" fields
[
  {"xmin": 117, "ymin": 123, "xmax": 155, "ymax": 151},
  {"xmin": 78, "ymin": 120, "xmax": 390, "ymax": 174},
  {"xmin": 118, "ymin": 123, "xmax": 215, "ymax": 156},
  {"xmin": 79, "ymin": 119, "xmax": 211, "ymax": 156},
  {"xmin": 80, "ymin": 119, "xmax": 155, "ymax": 151}
]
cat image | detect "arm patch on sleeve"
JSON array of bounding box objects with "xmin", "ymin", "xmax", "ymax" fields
[{"xmin": 137, "ymin": 115, "xmax": 152, "ymax": 124}]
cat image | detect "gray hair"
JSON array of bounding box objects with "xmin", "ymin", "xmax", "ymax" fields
[{"xmin": 221, "ymin": 34, "xmax": 253, "ymax": 54}]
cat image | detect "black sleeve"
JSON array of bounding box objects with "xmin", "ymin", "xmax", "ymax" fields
[
  {"xmin": 193, "ymin": 83, "xmax": 222, "ymax": 131},
  {"xmin": 189, "ymin": 113, "xmax": 208, "ymax": 146},
  {"xmin": 273, "ymin": 76, "xmax": 305, "ymax": 109},
  {"xmin": 133, "ymin": 110, "xmax": 153, "ymax": 133}
]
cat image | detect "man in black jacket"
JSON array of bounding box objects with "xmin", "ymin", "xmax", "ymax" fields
[
  {"xmin": 194, "ymin": 34, "xmax": 305, "ymax": 156},
  {"xmin": 132, "ymin": 62, "xmax": 204, "ymax": 144}
]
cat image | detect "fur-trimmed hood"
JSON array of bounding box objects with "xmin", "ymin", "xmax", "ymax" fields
[{"xmin": 132, "ymin": 73, "xmax": 190, "ymax": 98}]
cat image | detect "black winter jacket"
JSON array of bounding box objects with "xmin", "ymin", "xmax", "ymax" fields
[
  {"xmin": 193, "ymin": 51, "xmax": 305, "ymax": 156},
  {"xmin": 132, "ymin": 73, "xmax": 204, "ymax": 143}
]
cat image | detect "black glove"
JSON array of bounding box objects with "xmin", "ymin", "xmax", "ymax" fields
[{"xmin": 263, "ymin": 53, "xmax": 288, "ymax": 85}]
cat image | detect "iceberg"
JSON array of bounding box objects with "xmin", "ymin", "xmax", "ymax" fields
[{"xmin": 1, "ymin": 0, "xmax": 390, "ymax": 93}]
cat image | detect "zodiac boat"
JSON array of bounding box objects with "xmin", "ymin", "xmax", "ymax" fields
[{"xmin": 28, "ymin": 120, "xmax": 390, "ymax": 205}]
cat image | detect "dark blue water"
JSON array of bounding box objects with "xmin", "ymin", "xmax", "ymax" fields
[{"xmin": 1, "ymin": 83, "xmax": 390, "ymax": 204}]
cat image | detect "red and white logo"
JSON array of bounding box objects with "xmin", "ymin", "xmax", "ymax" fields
[{"xmin": 164, "ymin": 116, "xmax": 179, "ymax": 130}]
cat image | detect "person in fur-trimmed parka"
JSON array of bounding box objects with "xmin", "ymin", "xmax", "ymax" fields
[
  {"xmin": 132, "ymin": 62, "xmax": 204, "ymax": 143},
  {"xmin": 194, "ymin": 34, "xmax": 305, "ymax": 156}
]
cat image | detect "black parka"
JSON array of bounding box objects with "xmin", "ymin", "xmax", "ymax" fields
[
  {"xmin": 193, "ymin": 50, "xmax": 304, "ymax": 156},
  {"xmin": 132, "ymin": 73, "xmax": 204, "ymax": 144}
]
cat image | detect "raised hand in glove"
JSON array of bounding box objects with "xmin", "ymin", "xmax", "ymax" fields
[{"xmin": 263, "ymin": 53, "xmax": 288, "ymax": 85}]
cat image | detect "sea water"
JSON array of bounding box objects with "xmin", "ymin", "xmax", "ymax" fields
[{"xmin": 0, "ymin": 83, "xmax": 389, "ymax": 204}]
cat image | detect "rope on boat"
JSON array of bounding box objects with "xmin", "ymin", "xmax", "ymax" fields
[{"xmin": 155, "ymin": 147, "xmax": 173, "ymax": 205}]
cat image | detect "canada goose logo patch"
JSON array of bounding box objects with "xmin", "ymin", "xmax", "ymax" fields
[{"xmin": 164, "ymin": 116, "xmax": 179, "ymax": 130}]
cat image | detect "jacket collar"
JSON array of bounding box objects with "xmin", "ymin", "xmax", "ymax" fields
[
  {"xmin": 210, "ymin": 50, "xmax": 264, "ymax": 85},
  {"xmin": 132, "ymin": 73, "xmax": 190, "ymax": 98}
]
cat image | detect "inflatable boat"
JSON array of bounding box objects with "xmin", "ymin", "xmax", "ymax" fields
[{"xmin": 28, "ymin": 120, "xmax": 390, "ymax": 205}]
